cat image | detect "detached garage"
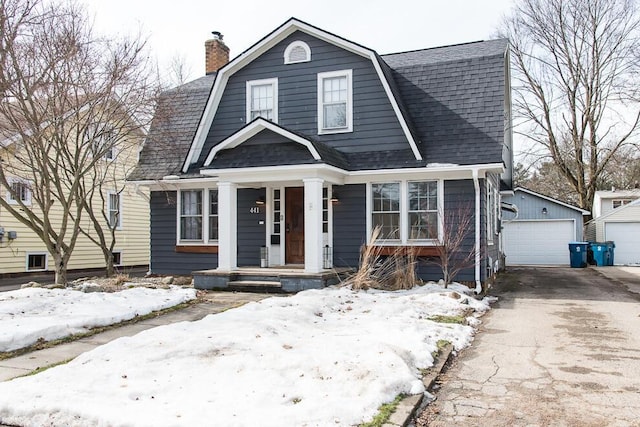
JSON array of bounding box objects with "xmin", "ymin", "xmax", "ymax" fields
[
  {"xmin": 501, "ymin": 188, "xmax": 590, "ymax": 266},
  {"xmin": 586, "ymin": 199, "xmax": 640, "ymax": 265}
]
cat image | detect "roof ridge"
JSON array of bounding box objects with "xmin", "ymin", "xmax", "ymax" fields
[{"xmin": 381, "ymin": 38, "xmax": 507, "ymax": 57}]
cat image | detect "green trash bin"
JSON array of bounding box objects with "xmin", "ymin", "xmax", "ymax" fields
[{"xmin": 568, "ymin": 242, "xmax": 588, "ymax": 268}]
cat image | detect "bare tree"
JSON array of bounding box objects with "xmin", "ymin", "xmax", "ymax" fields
[
  {"xmin": 0, "ymin": 0, "xmax": 155, "ymax": 283},
  {"xmin": 502, "ymin": 0, "xmax": 640, "ymax": 211},
  {"xmin": 430, "ymin": 204, "xmax": 478, "ymax": 288}
]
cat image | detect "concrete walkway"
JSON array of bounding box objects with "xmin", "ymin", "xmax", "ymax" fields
[
  {"xmin": 0, "ymin": 291, "xmax": 271, "ymax": 382},
  {"xmin": 415, "ymin": 266, "xmax": 640, "ymax": 426}
]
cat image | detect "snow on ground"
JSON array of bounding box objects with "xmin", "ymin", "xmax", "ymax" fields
[
  {"xmin": 0, "ymin": 286, "xmax": 197, "ymax": 352},
  {"xmin": 0, "ymin": 283, "xmax": 491, "ymax": 427}
]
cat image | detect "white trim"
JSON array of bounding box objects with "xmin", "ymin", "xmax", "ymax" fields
[
  {"xmin": 284, "ymin": 40, "xmax": 311, "ymax": 64},
  {"xmin": 514, "ymin": 187, "xmax": 590, "ymax": 215},
  {"xmin": 246, "ymin": 78, "xmax": 278, "ymax": 123},
  {"xmin": 204, "ymin": 118, "xmax": 321, "ymax": 166},
  {"xmin": 472, "ymin": 169, "xmax": 481, "ymax": 293},
  {"xmin": 26, "ymin": 252, "xmax": 48, "ymax": 272},
  {"xmin": 317, "ymin": 69, "xmax": 353, "ymax": 134},
  {"xmin": 217, "ymin": 182, "xmax": 238, "ymax": 271},
  {"xmin": 304, "ymin": 178, "xmax": 324, "ymax": 272},
  {"xmin": 112, "ymin": 250, "xmax": 123, "ymax": 267},
  {"xmin": 181, "ymin": 18, "xmax": 421, "ymax": 172}
]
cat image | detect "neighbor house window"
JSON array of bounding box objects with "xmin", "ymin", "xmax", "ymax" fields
[
  {"xmin": 27, "ymin": 253, "xmax": 47, "ymax": 271},
  {"xmin": 208, "ymin": 189, "xmax": 218, "ymax": 241},
  {"xmin": 7, "ymin": 179, "xmax": 32, "ymax": 205},
  {"xmin": 246, "ymin": 78, "xmax": 278, "ymax": 122},
  {"xmin": 612, "ymin": 199, "xmax": 631, "ymax": 209},
  {"xmin": 318, "ymin": 69, "xmax": 352, "ymax": 134},
  {"xmin": 180, "ymin": 189, "xmax": 203, "ymax": 241},
  {"xmin": 408, "ymin": 181, "xmax": 438, "ymax": 240},
  {"xmin": 108, "ymin": 191, "xmax": 122, "ymax": 229},
  {"xmin": 371, "ymin": 183, "xmax": 400, "ymax": 240},
  {"xmin": 369, "ymin": 180, "xmax": 442, "ymax": 244},
  {"xmin": 284, "ymin": 40, "xmax": 311, "ymax": 64},
  {"xmin": 112, "ymin": 251, "xmax": 122, "ymax": 266},
  {"xmin": 87, "ymin": 123, "xmax": 117, "ymax": 160}
]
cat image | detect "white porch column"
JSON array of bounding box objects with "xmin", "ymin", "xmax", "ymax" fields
[
  {"xmin": 217, "ymin": 181, "xmax": 237, "ymax": 271},
  {"xmin": 303, "ymin": 178, "xmax": 324, "ymax": 273}
]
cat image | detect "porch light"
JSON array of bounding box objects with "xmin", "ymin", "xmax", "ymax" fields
[
  {"xmin": 542, "ymin": 207, "xmax": 548, "ymax": 215},
  {"xmin": 256, "ymin": 196, "xmax": 266, "ymax": 205},
  {"xmin": 330, "ymin": 192, "xmax": 339, "ymax": 203}
]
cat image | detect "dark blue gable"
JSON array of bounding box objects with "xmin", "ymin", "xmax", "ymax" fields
[{"xmin": 197, "ymin": 31, "xmax": 411, "ymax": 166}]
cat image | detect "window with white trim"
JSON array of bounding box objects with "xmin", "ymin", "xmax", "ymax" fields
[
  {"xmin": 284, "ymin": 40, "xmax": 311, "ymax": 64},
  {"xmin": 318, "ymin": 70, "xmax": 352, "ymax": 134},
  {"xmin": 408, "ymin": 181, "xmax": 438, "ymax": 240},
  {"xmin": 27, "ymin": 253, "xmax": 47, "ymax": 271},
  {"xmin": 246, "ymin": 78, "xmax": 278, "ymax": 122},
  {"xmin": 180, "ymin": 189, "xmax": 203, "ymax": 241},
  {"xmin": 108, "ymin": 191, "xmax": 122, "ymax": 229},
  {"xmin": 6, "ymin": 178, "xmax": 32, "ymax": 205},
  {"xmin": 612, "ymin": 199, "xmax": 631, "ymax": 209},
  {"xmin": 370, "ymin": 180, "xmax": 442, "ymax": 243},
  {"xmin": 208, "ymin": 189, "xmax": 219, "ymax": 241},
  {"xmin": 272, "ymin": 189, "xmax": 281, "ymax": 237},
  {"xmin": 372, "ymin": 183, "xmax": 401, "ymax": 240},
  {"xmin": 86, "ymin": 123, "xmax": 117, "ymax": 160},
  {"xmin": 112, "ymin": 251, "xmax": 122, "ymax": 266}
]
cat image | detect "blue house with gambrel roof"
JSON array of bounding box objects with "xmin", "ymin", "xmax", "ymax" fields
[{"xmin": 129, "ymin": 18, "xmax": 513, "ymax": 291}]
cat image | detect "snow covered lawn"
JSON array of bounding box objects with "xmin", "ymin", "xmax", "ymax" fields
[
  {"xmin": 0, "ymin": 286, "xmax": 197, "ymax": 352},
  {"xmin": 0, "ymin": 283, "xmax": 491, "ymax": 426}
]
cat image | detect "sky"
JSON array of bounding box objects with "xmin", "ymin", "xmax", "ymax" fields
[
  {"xmin": 0, "ymin": 282, "xmax": 492, "ymax": 426},
  {"xmin": 82, "ymin": 0, "xmax": 515, "ymax": 81}
]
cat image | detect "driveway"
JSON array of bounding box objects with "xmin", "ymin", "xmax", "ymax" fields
[{"xmin": 416, "ymin": 266, "xmax": 640, "ymax": 426}]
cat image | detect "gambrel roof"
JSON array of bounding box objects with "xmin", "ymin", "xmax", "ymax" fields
[{"xmin": 129, "ymin": 19, "xmax": 509, "ymax": 181}]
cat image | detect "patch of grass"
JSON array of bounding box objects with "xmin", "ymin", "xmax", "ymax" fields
[
  {"xmin": 360, "ymin": 394, "xmax": 406, "ymax": 427},
  {"xmin": 0, "ymin": 298, "xmax": 200, "ymax": 361},
  {"xmin": 430, "ymin": 339, "xmax": 452, "ymax": 361},
  {"xmin": 428, "ymin": 314, "xmax": 466, "ymax": 324},
  {"xmin": 20, "ymin": 358, "xmax": 74, "ymax": 378}
]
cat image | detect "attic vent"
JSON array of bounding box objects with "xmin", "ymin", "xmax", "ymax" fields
[{"xmin": 284, "ymin": 40, "xmax": 311, "ymax": 64}]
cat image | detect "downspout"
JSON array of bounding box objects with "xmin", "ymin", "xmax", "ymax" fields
[{"xmin": 472, "ymin": 169, "xmax": 482, "ymax": 294}]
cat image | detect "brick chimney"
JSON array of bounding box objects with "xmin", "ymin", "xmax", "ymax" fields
[{"xmin": 205, "ymin": 31, "xmax": 230, "ymax": 74}]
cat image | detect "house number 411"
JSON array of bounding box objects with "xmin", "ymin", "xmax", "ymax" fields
[{"xmin": 249, "ymin": 207, "xmax": 260, "ymax": 214}]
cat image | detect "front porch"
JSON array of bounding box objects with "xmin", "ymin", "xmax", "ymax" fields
[{"xmin": 193, "ymin": 266, "xmax": 354, "ymax": 292}]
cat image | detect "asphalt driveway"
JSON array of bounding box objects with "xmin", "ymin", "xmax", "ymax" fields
[{"xmin": 416, "ymin": 266, "xmax": 640, "ymax": 426}]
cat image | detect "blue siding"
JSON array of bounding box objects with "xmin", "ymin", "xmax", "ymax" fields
[
  {"xmin": 333, "ymin": 184, "xmax": 367, "ymax": 268},
  {"xmin": 237, "ymin": 188, "xmax": 266, "ymax": 266},
  {"xmin": 198, "ymin": 30, "xmax": 409, "ymax": 165},
  {"xmin": 150, "ymin": 191, "xmax": 218, "ymax": 275}
]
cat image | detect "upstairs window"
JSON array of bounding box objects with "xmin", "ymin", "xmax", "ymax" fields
[
  {"xmin": 6, "ymin": 178, "xmax": 32, "ymax": 205},
  {"xmin": 86, "ymin": 123, "xmax": 117, "ymax": 160},
  {"xmin": 612, "ymin": 199, "xmax": 631, "ymax": 209},
  {"xmin": 318, "ymin": 70, "xmax": 352, "ymax": 134},
  {"xmin": 246, "ymin": 78, "xmax": 278, "ymax": 123},
  {"xmin": 284, "ymin": 40, "xmax": 311, "ymax": 64}
]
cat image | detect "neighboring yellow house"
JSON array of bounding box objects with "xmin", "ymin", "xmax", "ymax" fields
[{"xmin": 0, "ymin": 127, "xmax": 150, "ymax": 277}]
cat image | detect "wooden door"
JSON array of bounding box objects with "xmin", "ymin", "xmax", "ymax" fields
[{"xmin": 285, "ymin": 187, "xmax": 305, "ymax": 264}]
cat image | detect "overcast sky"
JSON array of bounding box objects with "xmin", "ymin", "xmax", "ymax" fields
[{"xmin": 82, "ymin": 0, "xmax": 515, "ymax": 81}]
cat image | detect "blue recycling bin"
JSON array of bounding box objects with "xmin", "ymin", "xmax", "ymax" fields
[
  {"xmin": 568, "ymin": 242, "xmax": 588, "ymax": 268},
  {"xmin": 589, "ymin": 242, "xmax": 610, "ymax": 266},
  {"xmin": 605, "ymin": 241, "xmax": 615, "ymax": 266}
]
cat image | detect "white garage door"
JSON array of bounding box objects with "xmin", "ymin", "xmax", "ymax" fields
[
  {"xmin": 503, "ymin": 220, "xmax": 575, "ymax": 266},
  {"xmin": 605, "ymin": 222, "xmax": 640, "ymax": 265}
]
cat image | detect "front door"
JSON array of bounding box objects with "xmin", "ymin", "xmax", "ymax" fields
[{"xmin": 285, "ymin": 187, "xmax": 304, "ymax": 264}]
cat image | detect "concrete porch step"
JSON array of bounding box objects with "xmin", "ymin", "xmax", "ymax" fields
[{"xmin": 227, "ymin": 280, "xmax": 285, "ymax": 293}]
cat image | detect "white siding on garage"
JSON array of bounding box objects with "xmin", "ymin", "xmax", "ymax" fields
[
  {"xmin": 605, "ymin": 222, "xmax": 640, "ymax": 265},
  {"xmin": 503, "ymin": 220, "xmax": 575, "ymax": 265}
]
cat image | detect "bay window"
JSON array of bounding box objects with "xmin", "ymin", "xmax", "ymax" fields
[
  {"xmin": 408, "ymin": 181, "xmax": 438, "ymax": 240},
  {"xmin": 180, "ymin": 190, "xmax": 203, "ymax": 241},
  {"xmin": 372, "ymin": 183, "xmax": 400, "ymax": 240},
  {"xmin": 178, "ymin": 188, "xmax": 219, "ymax": 244}
]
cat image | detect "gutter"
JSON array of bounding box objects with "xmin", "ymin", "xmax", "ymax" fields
[{"xmin": 472, "ymin": 169, "xmax": 482, "ymax": 294}]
